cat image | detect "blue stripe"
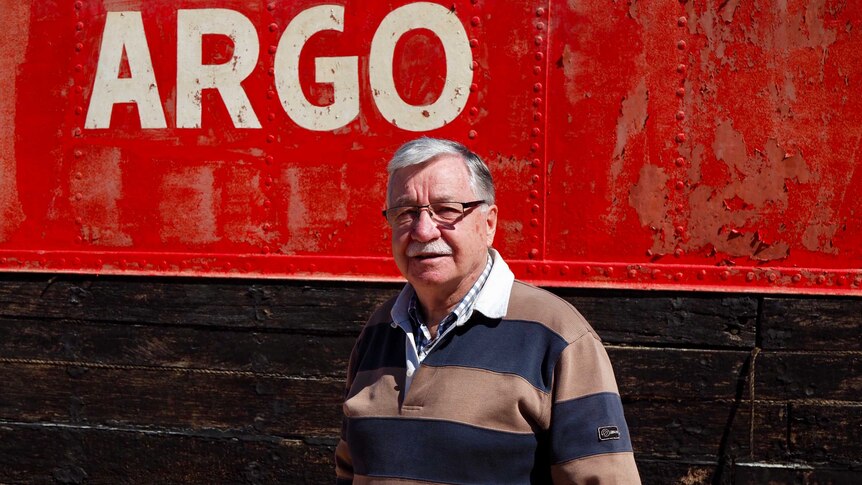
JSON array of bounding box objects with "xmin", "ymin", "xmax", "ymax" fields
[
  {"xmin": 354, "ymin": 322, "xmax": 405, "ymax": 372},
  {"xmin": 423, "ymin": 317, "xmax": 568, "ymax": 392},
  {"xmin": 550, "ymin": 392, "xmax": 633, "ymax": 463},
  {"xmin": 347, "ymin": 417, "xmax": 540, "ymax": 484}
]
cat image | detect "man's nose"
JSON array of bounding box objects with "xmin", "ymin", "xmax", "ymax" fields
[{"xmin": 410, "ymin": 209, "xmax": 440, "ymax": 241}]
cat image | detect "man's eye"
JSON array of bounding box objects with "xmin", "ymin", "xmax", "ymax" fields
[
  {"xmin": 395, "ymin": 209, "xmax": 419, "ymax": 221},
  {"xmin": 433, "ymin": 205, "xmax": 462, "ymax": 217}
]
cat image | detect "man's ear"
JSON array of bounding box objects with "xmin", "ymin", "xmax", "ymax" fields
[{"xmin": 484, "ymin": 204, "xmax": 498, "ymax": 247}]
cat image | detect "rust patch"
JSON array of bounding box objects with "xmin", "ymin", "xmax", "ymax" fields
[
  {"xmin": 687, "ymin": 120, "xmax": 813, "ymax": 261},
  {"xmin": 611, "ymin": 79, "xmax": 648, "ymax": 177},
  {"xmin": 629, "ymin": 164, "xmax": 674, "ymax": 254},
  {"xmin": 0, "ymin": 2, "xmax": 29, "ymax": 241}
]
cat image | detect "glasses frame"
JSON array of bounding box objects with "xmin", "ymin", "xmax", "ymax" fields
[{"xmin": 382, "ymin": 200, "xmax": 486, "ymax": 227}]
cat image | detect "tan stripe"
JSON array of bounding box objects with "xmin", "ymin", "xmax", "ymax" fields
[
  {"xmin": 553, "ymin": 334, "xmax": 620, "ymax": 402},
  {"xmin": 402, "ymin": 365, "xmax": 550, "ymax": 433},
  {"xmin": 505, "ymin": 281, "xmax": 596, "ymax": 343},
  {"xmin": 335, "ymin": 439, "xmax": 353, "ymax": 479},
  {"xmin": 551, "ymin": 452, "xmax": 641, "ymax": 484},
  {"xmin": 344, "ymin": 367, "xmax": 405, "ymax": 417}
]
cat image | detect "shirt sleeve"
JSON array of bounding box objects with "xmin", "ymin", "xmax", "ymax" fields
[{"xmin": 548, "ymin": 333, "xmax": 641, "ymax": 484}]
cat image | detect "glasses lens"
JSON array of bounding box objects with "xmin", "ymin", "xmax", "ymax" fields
[
  {"xmin": 429, "ymin": 202, "xmax": 464, "ymax": 222},
  {"xmin": 387, "ymin": 207, "xmax": 416, "ymax": 226}
]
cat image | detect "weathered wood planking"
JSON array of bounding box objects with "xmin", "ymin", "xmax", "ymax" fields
[{"xmin": 0, "ymin": 272, "xmax": 860, "ymax": 483}]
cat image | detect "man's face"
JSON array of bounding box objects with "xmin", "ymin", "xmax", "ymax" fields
[{"xmin": 387, "ymin": 155, "xmax": 497, "ymax": 300}]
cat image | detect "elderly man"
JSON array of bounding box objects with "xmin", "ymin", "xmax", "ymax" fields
[{"xmin": 336, "ymin": 138, "xmax": 640, "ymax": 484}]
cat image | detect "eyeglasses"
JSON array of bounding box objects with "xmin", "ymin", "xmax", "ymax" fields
[{"xmin": 382, "ymin": 200, "xmax": 486, "ymax": 227}]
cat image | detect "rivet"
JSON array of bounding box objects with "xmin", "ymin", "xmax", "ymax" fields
[
  {"xmin": 75, "ymin": 43, "xmax": 83, "ymax": 52},
  {"xmin": 267, "ymin": 67, "xmax": 274, "ymax": 76},
  {"xmin": 269, "ymin": 45, "xmax": 277, "ymax": 55},
  {"xmin": 536, "ymin": 22, "xmax": 546, "ymax": 31},
  {"xmin": 677, "ymin": 63, "xmax": 686, "ymax": 74},
  {"xmin": 74, "ymin": 217, "xmax": 82, "ymax": 225},
  {"xmin": 535, "ymin": 51, "xmax": 544, "ymax": 61},
  {"xmin": 74, "ymin": 106, "xmax": 83, "ymax": 116},
  {"xmin": 675, "ymin": 181, "xmax": 685, "ymax": 190},
  {"xmin": 837, "ymin": 275, "xmax": 847, "ymax": 286},
  {"xmin": 531, "ymin": 204, "xmax": 540, "ymax": 214},
  {"xmin": 471, "ymin": 0, "xmax": 478, "ymax": 4},
  {"xmin": 536, "ymin": 7, "xmax": 545, "ymax": 16},
  {"xmin": 529, "ymin": 249, "xmax": 539, "ymax": 259},
  {"xmin": 531, "ymin": 158, "xmax": 540, "ymax": 167},
  {"xmin": 542, "ymin": 265, "xmax": 551, "ymax": 274},
  {"xmin": 264, "ymin": 199, "xmax": 272, "ymax": 209},
  {"xmin": 471, "ymin": 16, "xmax": 480, "ymax": 26},
  {"xmin": 533, "ymin": 112, "xmax": 543, "ymax": 122},
  {"xmin": 266, "ymin": 90, "xmax": 275, "ymax": 99},
  {"xmin": 676, "ymin": 111, "xmax": 686, "ymax": 121},
  {"xmin": 469, "ymin": 107, "xmax": 479, "ymax": 116},
  {"xmin": 262, "ymin": 246, "xmax": 271, "ymax": 254},
  {"xmin": 268, "ymin": 23, "xmax": 278, "ymax": 32},
  {"xmin": 468, "ymin": 130, "xmax": 478, "ymax": 139},
  {"xmin": 531, "ymin": 174, "xmax": 540, "ymax": 183},
  {"xmin": 560, "ymin": 265, "xmax": 569, "ymax": 276},
  {"xmin": 675, "ymin": 157, "xmax": 685, "ymax": 167},
  {"xmin": 267, "ymin": 3, "xmax": 275, "ymax": 11},
  {"xmin": 264, "ymin": 177, "xmax": 273, "ymax": 187},
  {"xmin": 74, "ymin": 1, "xmax": 83, "ymax": 9},
  {"xmin": 675, "ymin": 133, "xmax": 686, "ymax": 143},
  {"xmin": 675, "ymin": 225, "xmax": 684, "ymax": 234},
  {"xmin": 530, "ymin": 218, "xmax": 539, "ymax": 227},
  {"xmin": 652, "ymin": 269, "xmax": 661, "ymax": 279},
  {"xmin": 74, "ymin": 172, "xmax": 83, "ymax": 180},
  {"xmin": 533, "ymin": 83, "xmax": 543, "ymax": 93},
  {"xmin": 676, "ymin": 87, "xmax": 685, "ymax": 97},
  {"xmin": 262, "ymin": 223, "xmax": 272, "ymax": 232},
  {"xmin": 74, "ymin": 64, "xmax": 83, "ymax": 72},
  {"xmin": 676, "ymin": 203, "xmax": 684, "ymax": 212},
  {"xmin": 76, "ymin": 22, "xmax": 84, "ymax": 31},
  {"xmin": 674, "ymin": 248, "xmax": 683, "ymax": 257},
  {"xmin": 645, "ymin": 249, "xmax": 653, "ymax": 257},
  {"xmin": 96, "ymin": 259, "xmax": 103, "ymax": 266},
  {"xmin": 530, "ymin": 143, "xmax": 540, "ymax": 152},
  {"xmin": 677, "ymin": 40, "xmax": 687, "ymax": 50},
  {"xmin": 224, "ymin": 262, "xmax": 232, "ymax": 270},
  {"xmin": 529, "ymin": 190, "xmax": 539, "ymax": 199},
  {"xmin": 792, "ymin": 273, "xmax": 802, "ymax": 283},
  {"xmin": 677, "ymin": 16, "xmax": 687, "ymax": 27},
  {"xmin": 267, "ymin": 112, "xmax": 276, "ymax": 121},
  {"xmin": 721, "ymin": 270, "xmax": 730, "ymax": 280},
  {"xmin": 470, "ymin": 83, "xmax": 479, "ymax": 92},
  {"xmin": 768, "ymin": 272, "xmax": 778, "ymax": 283},
  {"xmin": 583, "ymin": 266, "xmax": 592, "ymax": 275},
  {"xmin": 73, "ymin": 85, "xmax": 83, "ymax": 95},
  {"xmin": 265, "ymin": 156, "xmax": 274, "ymax": 165},
  {"xmin": 533, "ymin": 66, "xmax": 542, "ymax": 75},
  {"xmin": 531, "ymin": 127, "xmax": 541, "ymax": 137},
  {"xmin": 534, "ymin": 35, "xmax": 544, "ymax": 46},
  {"xmin": 674, "ymin": 272, "xmax": 683, "ymax": 281},
  {"xmin": 0, "ymin": 258, "xmax": 6, "ymax": 264},
  {"xmin": 266, "ymin": 135, "xmax": 275, "ymax": 143},
  {"xmin": 816, "ymin": 275, "xmax": 826, "ymax": 284},
  {"xmin": 470, "ymin": 38, "xmax": 479, "ymax": 48},
  {"xmin": 73, "ymin": 128, "xmax": 82, "ymax": 138},
  {"xmin": 75, "ymin": 236, "xmax": 83, "ymax": 244},
  {"xmin": 533, "ymin": 97, "xmax": 542, "ymax": 106},
  {"xmin": 746, "ymin": 272, "xmax": 755, "ymax": 282},
  {"xmin": 697, "ymin": 270, "xmax": 706, "ymax": 280},
  {"xmin": 471, "ymin": 61, "xmax": 479, "ymax": 70}
]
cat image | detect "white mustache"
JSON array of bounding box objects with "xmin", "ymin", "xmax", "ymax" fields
[{"xmin": 406, "ymin": 240, "xmax": 453, "ymax": 257}]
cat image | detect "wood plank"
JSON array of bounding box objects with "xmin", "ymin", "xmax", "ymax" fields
[
  {"xmin": 734, "ymin": 462, "xmax": 862, "ymax": 484},
  {"xmin": 0, "ymin": 363, "xmax": 343, "ymax": 436},
  {"xmin": 755, "ymin": 351, "xmax": 862, "ymax": 401},
  {"xmin": 633, "ymin": 460, "xmax": 716, "ymax": 484},
  {"xmin": 608, "ymin": 347, "xmax": 752, "ymax": 399},
  {"xmin": 0, "ymin": 422, "xmax": 335, "ymax": 483},
  {"xmin": 0, "ymin": 274, "xmax": 399, "ymax": 332},
  {"xmin": 554, "ymin": 291, "xmax": 758, "ymax": 347},
  {"xmin": 761, "ymin": 298, "xmax": 862, "ymax": 351},
  {"xmin": 789, "ymin": 404, "xmax": 862, "ymax": 465},
  {"xmin": 0, "ymin": 317, "xmax": 353, "ymax": 377}
]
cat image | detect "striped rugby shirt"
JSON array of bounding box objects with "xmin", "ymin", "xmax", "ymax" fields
[{"xmin": 336, "ymin": 249, "xmax": 640, "ymax": 484}]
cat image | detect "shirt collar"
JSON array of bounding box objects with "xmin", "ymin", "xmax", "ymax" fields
[{"xmin": 390, "ymin": 249, "xmax": 513, "ymax": 332}]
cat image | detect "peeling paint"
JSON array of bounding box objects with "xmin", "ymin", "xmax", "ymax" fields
[
  {"xmin": 159, "ymin": 166, "xmax": 220, "ymax": 244},
  {"xmin": 612, "ymin": 79, "xmax": 649, "ymax": 174},
  {"xmin": 72, "ymin": 148, "xmax": 133, "ymax": 247},
  {"xmin": 0, "ymin": 2, "xmax": 28, "ymax": 241}
]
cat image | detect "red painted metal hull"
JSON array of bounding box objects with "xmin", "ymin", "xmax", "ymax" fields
[{"xmin": 1, "ymin": 1, "xmax": 860, "ymax": 294}]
